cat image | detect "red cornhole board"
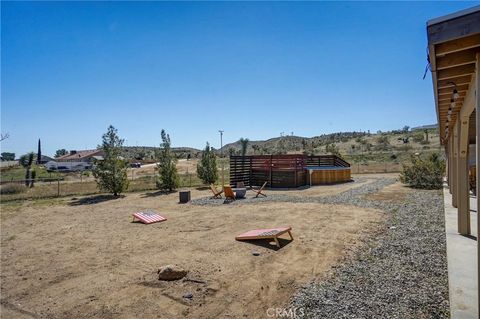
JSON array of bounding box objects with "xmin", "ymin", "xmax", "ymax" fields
[
  {"xmin": 235, "ymin": 227, "xmax": 293, "ymax": 248},
  {"xmin": 132, "ymin": 210, "xmax": 167, "ymax": 224}
]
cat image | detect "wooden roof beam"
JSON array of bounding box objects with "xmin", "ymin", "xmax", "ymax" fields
[
  {"xmin": 435, "ymin": 34, "xmax": 480, "ymax": 56},
  {"xmin": 436, "ymin": 49, "xmax": 478, "ymax": 70},
  {"xmin": 438, "ymin": 91, "xmax": 467, "ymax": 100},
  {"xmin": 439, "ymin": 99, "xmax": 464, "ymax": 107},
  {"xmin": 437, "ymin": 63, "xmax": 475, "ymax": 80},
  {"xmin": 439, "ymin": 93, "xmax": 466, "ymax": 101},
  {"xmin": 438, "ymin": 84, "xmax": 469, "ymax": 95},
  {"xmin": 438, "ymin": 75, "xmax": 472, "ymax": 88}
]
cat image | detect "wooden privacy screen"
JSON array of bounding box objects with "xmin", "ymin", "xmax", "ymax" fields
[{"xmin": 229, "ymin": 155, "xmax": 350, "ymax": 188}]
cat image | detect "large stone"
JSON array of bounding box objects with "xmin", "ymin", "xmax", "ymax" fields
[{"xmin": 157, "ymin": 265, "xmax": 188, "ymax": 281}]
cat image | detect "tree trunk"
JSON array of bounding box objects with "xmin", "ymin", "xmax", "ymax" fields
[{"xmin": 25, "ymin": 168, "xmax": 30, "ymax": 187}]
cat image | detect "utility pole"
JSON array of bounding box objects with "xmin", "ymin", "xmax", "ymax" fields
[{"xmin": 219, "ymin": 130, "xmax": 224, "ymax": 186}]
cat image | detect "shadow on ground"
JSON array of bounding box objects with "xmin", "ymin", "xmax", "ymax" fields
[
  {"xmin": 141, "ymin": 190, "xmax": 175, "ymax": 198},
  {"xmin": 69, "ymin": 194, "xmax": 125, "ymax": 206},
  {"xmin": 239, "ymin": 237, "xmax": 293, "ymax": 251}
]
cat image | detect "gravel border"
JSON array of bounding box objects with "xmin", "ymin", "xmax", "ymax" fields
[
  {"xmin": 191, "ymin": 177, "xmax": 450, "ymax": 317},
  {"xmin": 290, "ymin": 183, "xmax": 450, "ymax": 318},
  {"xmin": 190, "ymin": 177, "xmax": 389, "ymax": 206}
]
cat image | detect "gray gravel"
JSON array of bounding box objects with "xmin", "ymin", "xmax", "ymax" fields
[
  {"xmin": 290, "ymin": 181, "xmax": 450, "ymax": 318},
  {"xmin": 191, "ymin": 177, "xmax": 450, "ymax": 317},
  {"xmin": 190, "ymin": 177, "xmax": 389, "ymax": 206}
]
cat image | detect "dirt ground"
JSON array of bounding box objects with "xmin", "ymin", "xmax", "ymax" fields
[
  {"xmin": 0, "ymin": 176, "xmax": 392, "ymax": 319},
  {"xmin": 135, "ymin": 159, "xmax": 198, "ymax": 178}
]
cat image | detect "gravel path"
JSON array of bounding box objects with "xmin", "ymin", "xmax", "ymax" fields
[
  {"xmin": 191, "ymin": 177, "xmax": 450, "ymax": 317},
  {"xmin": 290, "ymin": 182, "xmax": 450, "ymax": 318}
]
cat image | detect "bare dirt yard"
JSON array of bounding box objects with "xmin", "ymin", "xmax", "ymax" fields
[{"xmin": 1, "ymin": 175, "xmax": 390, "ymax": 319}]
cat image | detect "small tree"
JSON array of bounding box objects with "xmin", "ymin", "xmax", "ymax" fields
[
  {"xmin": 400, "ymin": 153, "xmax": 445, "ymax": 189},
  {"xmin": 197, "ymin": 142, "xmax": 218, "ymax": 185},
  {"xmin": 1, "ymin": 152, "xmax": 15, "ymax": 161},
  {"xmin": 55, "ymin": 149, "xmax": 67, "ymax": 158},
  {"xmin": 30, "ymin": 170, "xmax": 36, "ymax": 188},
  {"xmin": 19, "ymin": 153, "xmax": 35, "ymax": 187},
  {"xmin": 156, "ymin": 129, "xmax": 179, "ymax": 192},
  {"xmin": 19, "ymin": 152, "xmax": 34, "ymax": 168},
  {"xmin": 37, "ymin": 139, "xmax": 42, "ymax": 164},
  {"xmin": 239, "ymin": 138, "xmax": 249, "ymax": 156},
  {"xmin": 92, "ymin": 125, "xmax": 129, "ymax": 196}
]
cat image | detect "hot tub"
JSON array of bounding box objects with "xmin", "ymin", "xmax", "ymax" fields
[{"xmin": 305, "ymin": 166, "xmax": 351, "ymax": 185}]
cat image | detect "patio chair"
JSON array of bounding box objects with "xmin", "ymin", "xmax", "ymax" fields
[
  {"xmin": 252, "ymin": 181, "xmax": 268, "ymax": 198},
  {"xmin": 210, "ymin": 184, "xmax": 223, "ymax": 199},
  {"xmin": 224, "ymin": 185, "xmax": 236, "ymax": 201}
]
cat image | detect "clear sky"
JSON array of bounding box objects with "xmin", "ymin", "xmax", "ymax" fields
[{"xmin": 1, "ymin": 1, "xmax": 478, "ymax": 157}]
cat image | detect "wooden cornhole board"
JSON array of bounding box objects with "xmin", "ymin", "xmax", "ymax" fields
[
  {"xmin": 235, "ymin": 227, "xmax": 293, "ymax": 248},
  {"xmin": 132, "ymin": 210, "xmax": 167, "ymax": 224}
]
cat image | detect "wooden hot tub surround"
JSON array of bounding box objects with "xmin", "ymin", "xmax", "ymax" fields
[{"xmin": 229, "ymin": 154, "xmax": 351, "ymax": 188}]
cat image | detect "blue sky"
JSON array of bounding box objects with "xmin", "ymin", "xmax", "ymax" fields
[{"xmin": 1, "ymin": 1, "xmax": 478, "ymax": 157}]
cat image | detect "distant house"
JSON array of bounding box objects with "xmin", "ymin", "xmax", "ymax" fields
[
  {"xmin": 410, "ymin": 124, "xmax": 437, "ymax": 131},
  {"xmin": 56, "ymin": 150, "xmax": 104, "ymax": 163},
  {"xmin": 38, "ymin": 154, "xmax": 54, "ymax": 164},
  {"xmin": 45, "ymin": 161, "xmax": 92, "ymax": 172}
]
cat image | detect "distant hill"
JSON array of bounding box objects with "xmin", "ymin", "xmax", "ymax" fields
[
  {"xmin": 218, "ymin": 128, "xmax": 441, "ymax": 162},
  {"xmin": 120, "ymin": 146, "xmax": 201, "ymax": 161},
  {"xmin": 120, "ymin": 127, "xmax": 441, "ymax": 163}
]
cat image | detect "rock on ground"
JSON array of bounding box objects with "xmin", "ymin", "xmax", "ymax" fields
[{"xmin": 157, "ymin": 265, "xmax": 188, "ymax": 281}]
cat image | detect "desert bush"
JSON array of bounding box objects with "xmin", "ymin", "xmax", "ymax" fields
[
  {"xmin": 375, "ymin": 135, "xmax": 391, "ymax": 151},
  {"xmin": 396, "ymin": 144, "xmax": 412, "ymax": 152},
  {"xmin": 0, "ymin": 183, "xmax": 27, "ymax": 195},
  {"xmin": 325, "ymin": 143, "xmax": 341, "ymax": 156},
  {"xmin": 412, "ymin": 132, "xmax": 424, "ymax": 143},
  {"xmin": 400, "ymin": 153, "xmax": 445, "ymax": 189}
]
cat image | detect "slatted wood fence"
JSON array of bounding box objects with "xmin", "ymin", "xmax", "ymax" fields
[{"xmin": 229, "ymin": 155, "xmax": 350, "ymax": 188}]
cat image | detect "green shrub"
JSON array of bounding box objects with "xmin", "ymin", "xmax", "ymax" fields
[
  {"xmin": 400, "ymin": 153, "xmax": 445, "ymax": 189},
  {"xmin": 156, "ymin": 129, "xmax": 179, "ymax": 192},
  {"xmin": 93, "ymin": 125, "xmax": 130, "ymax": 196},
  {"xmin": 197, "ymin": 142, "xmax": 218, "ymax": 185},
  {"xmin": 0, "ymin": 183, "xmax": 27, "ymax": 195}
]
